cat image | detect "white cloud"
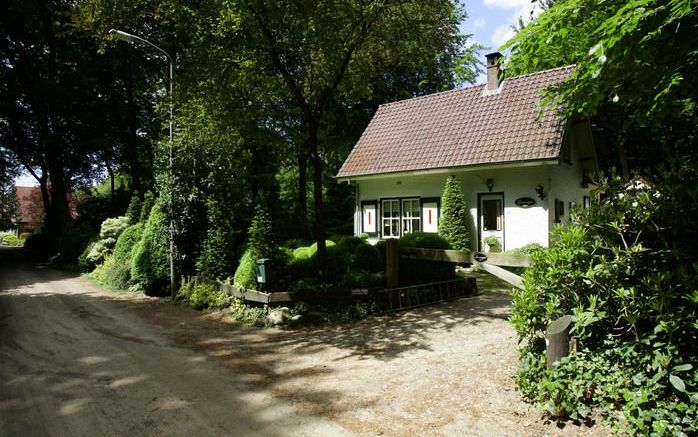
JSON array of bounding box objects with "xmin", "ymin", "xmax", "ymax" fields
[
  {"xmin": 483, "ymin": 0, "xmax": 531, "ymax": 10},
  {"xmin": 491, "ymin": 24, "xmax": 515, "ymax": 48},
  {"xmin": 472, "ymin": 17, "xmax": 486, "ymax": 31}
]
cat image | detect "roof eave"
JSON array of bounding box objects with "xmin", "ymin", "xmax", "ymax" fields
[{"xmin": 336, "ymin": 157, "xmax": 560, "ymax": 182}]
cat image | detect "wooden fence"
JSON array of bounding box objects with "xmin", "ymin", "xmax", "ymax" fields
[
  {"xmin": 374, "ymin": 277, "xmax": 477, "ymax": 312},
  {"xmin": 184, "ymin": 275, "xmax": 293, "ymax": 304},
  {"xmin": 385, "ymin": 239, "xmax": 531, "ymax": 290}
]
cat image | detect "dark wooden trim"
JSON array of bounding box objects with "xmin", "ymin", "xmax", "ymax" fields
[
  {"xmin": 477, "ymin": 192, "xmax": 505, "ymax": 252},
  {"xmin": 420, "ymin": 197, "xmax": 441, "ymax": 233}
]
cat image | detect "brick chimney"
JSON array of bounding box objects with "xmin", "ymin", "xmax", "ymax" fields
[{"xmin": 486, "ymin": 52, "xmax": 503, "ymax": 91}]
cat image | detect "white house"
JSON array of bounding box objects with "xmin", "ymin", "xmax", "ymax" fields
[{"xmin": 336, "ymin": 53, "xmax": 598, "ymax": 251}]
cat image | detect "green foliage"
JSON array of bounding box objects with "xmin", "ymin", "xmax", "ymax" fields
[
  {"xmin": 94, "ymin": 223, "xmax": 143, "ymax": 289},
  {"xmin": 139, "ymin": 192, "xmax": 155, "ymax": 224},
  {"xmin": 229, "ymin": 299, "xmax": 270, "ymax": 327},
  {"xmin": 508, "ymin": 243, "xmax": 544, "ymax": 256},
  {"xmin": 80, "ymin": 215, "xmax": 130, "ymax": 268},
  {"xmin": 0, "ymin": 233, "xmax": 24, "ymax": 246},
  {"xmin": 400, "ymin": 231, "xmax": 452, "ymax": 250},
  {"xmin": 131, "ymin": 199, "xmax": 170, "ymax": 295},
  {"xmin": 125, "ymin": 193, "xmax": 143, "ymax": 225},
  {"xmin": 248, "ymin": 204, "xmax": 275, "ymax": 259},
  {"xmin": 439, "ymin": 176, "xmax": 472, "ymax": 251},
  {"xmin": 352, "ymin": 243, "xmax": 382, "ymax": 273},
  {"xmin": 177, "ymin": 282, "xmax": 230, "ymax": 310},
  {"xmin": 0, "ymin": 183, "xmax": 20, "ymax": 230},
  {"xmin": 196, "ymin": 199, "xmax": 241, "ymax": 280},
  {"xmin": 233, "ymin": 249, "xmax": 258, "ymax": 290},
  {"xmin": 484, "ymin": 235, "xmax": 502, "ymax": 253},
  {"xmin": 511, "ymin": 175, "xmax": 697, "ymax": 433}
]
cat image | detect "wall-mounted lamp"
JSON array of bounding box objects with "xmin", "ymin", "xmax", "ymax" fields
[
  {"xmin": 535, "ymin": 184, "xmax": 546, "ymax": 200},
  {"xmin": 486, "ymin": 178, "xmax": 494, "ymax": 192}
]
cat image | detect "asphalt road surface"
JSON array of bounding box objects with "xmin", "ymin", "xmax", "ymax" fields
[{"xmin": 0, "ymin": 246, "xmax": 348, "ymax": 437}]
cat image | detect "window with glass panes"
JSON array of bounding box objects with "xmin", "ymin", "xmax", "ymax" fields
[
  {"xmin": 401, "ymin": 198, "xmax": 420, "ymax": 235},
  {"xmin": 381, "ymin": 199, "xmax": 400, "ymax": 238}
]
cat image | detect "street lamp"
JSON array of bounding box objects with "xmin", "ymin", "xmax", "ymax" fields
[{"xmin": 109, "ymin": 29, "xmax": 176, "ymax": 298}]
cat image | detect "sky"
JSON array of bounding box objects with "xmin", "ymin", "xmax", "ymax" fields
[
  {"xmin": 459, "ymin": 0, "xmax": 539, "ymax": 81},
  {"xmin": 14, "ymin": 0, "xmax": 535, "ymax": 187}
]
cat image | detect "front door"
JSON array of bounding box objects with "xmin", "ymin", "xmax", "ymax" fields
[{"xmin": 479, "ymin": 193, "xmax": 504, "ymax": 252}]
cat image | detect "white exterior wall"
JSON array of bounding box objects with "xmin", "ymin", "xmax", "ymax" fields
[
  {"xmin": 352, "ymin": 164, "xmax": 553, "ymax": 250},
  {"xmin": 547, "ymin": 124, "xmax": 595, "ymax": 229}
]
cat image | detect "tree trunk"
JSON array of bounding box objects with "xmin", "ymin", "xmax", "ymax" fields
[
  {"xmin": 306, "ymin": 121, "xmax": 327, "ymax": 279},
  {"xmin": 107, "ymin": 164, "xmax": 115, "ymax": 201},
  {"xmin": 297, "ymin": 151, "xmax": 308, "ymax": 231}
]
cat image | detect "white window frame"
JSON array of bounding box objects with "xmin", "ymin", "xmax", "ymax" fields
[
  {"xmin": 381, "ymin": 199, "xmax": 400, "ymax": 238},
  {"xmin": 401, "ymin": 198, "xmax": 421, "ymax": 235}
]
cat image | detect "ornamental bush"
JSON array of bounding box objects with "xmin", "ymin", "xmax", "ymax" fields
[
  {"xmin": 511, "ymin": 175, "xmax": 697, "ymax": 434},
  {"xmin": 131, "ymin": 198, "xmax": 170, "ymax": 295},
  {"xmin": 196, "ymin": 200, "xmax": 240, "ymax": 280},
  {"xmin": 438, "ymin": 175, "xmax": 472, "ymax": 251},
  {"xmin": 95, "ymin": 223, "xmax": 143, "ymax": 289},
  {"xmin": 233, "ymin": 204, "xmax": 280, "ymax": 290}
]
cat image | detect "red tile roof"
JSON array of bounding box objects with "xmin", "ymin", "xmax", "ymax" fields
[{"xmin": 336, "ymin": 65, "xmax": 574, "ymax": 179}]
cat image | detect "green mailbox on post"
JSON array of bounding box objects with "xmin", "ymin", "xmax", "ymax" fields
[{"xmin": 255, "ymin": 258, "xmax": 272, "ymax": 285}]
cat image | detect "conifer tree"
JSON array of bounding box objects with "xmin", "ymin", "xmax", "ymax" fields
[{"xmin": 438, "ymin": 176, "xmax": 471, "ymax": 251}]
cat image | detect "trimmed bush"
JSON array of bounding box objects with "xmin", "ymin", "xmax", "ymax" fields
[
  {"xmin": 232, "ymin": 248, "xmax": 257, "ymax": 290},
  {"xmin": 196, "ymin": 223, "xmax": 239, "ymax": 280},
  {"xmin": 438, "ymin": 175, "xmax": 472, "ymax": 251},
  {"xmin": 131, "ymin": 199, "xmax": 170, "ymax": 295},
  {"xmin": 399, "ymin": 232, "xmax": 455, "ymax": 285},
  {"xmin": 94, "ymin": 223, "xmax": 143, "ymax": 289},
  {"xmin": 352, "ymin": 243, "xmax": 382, "ymax": 273},
  {"xmin": 177, "ymin": 282, "xmax": 230, "ymax": 310},
  {"xmin": 125, "ymin": 193, "xmax": 143, "ymax": 224}
]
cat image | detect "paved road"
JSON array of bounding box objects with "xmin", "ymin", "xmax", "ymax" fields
[{"xmin": 0, "ymin": 246, "xmax": 348, "ymax": 436}]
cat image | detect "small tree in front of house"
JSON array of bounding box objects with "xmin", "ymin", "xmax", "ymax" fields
[
  {"xmin": 439, "ymin": 176, "xmax": 471, "ymax": 251},
  {"xmin": 233, "ymin": 204, "xmax": 279, "ymax": 290}
]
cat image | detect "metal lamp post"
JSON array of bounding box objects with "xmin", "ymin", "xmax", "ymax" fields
[{"xmin": 109, "ymin": 29, "xmax": 176, "ymax": 297}]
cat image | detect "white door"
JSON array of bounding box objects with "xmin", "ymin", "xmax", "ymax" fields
[
  {"xmin": 361, "ymin": 203, "xmax": 376, "ymax": 235},
  {"xmin": 479, "ymin": 194, "xmax": 504, "ymax": 252}
]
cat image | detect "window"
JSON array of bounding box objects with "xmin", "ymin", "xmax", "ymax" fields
[
  {"xmin": 482, "ymin": 199, "xmax": 502, "ymax": 231},
  {"xmin": 382, "ymin": 199, "xmax": 400, "ymax": 238},
  {"xmin": 401, "ymin": 198, "xmax": 420, "ymax": 235},
  {"xmin": 361, "ymin": 201, "xmax": 377, "ymax": 236}
]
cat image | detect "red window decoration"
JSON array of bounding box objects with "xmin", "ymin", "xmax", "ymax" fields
[
  {"xmin": 428, "ymin": 209, "xmax": 432, "ymax": 225},
  {"xmin": 368, "ymin": 211, "xmax": 371, "ymax": 225}
]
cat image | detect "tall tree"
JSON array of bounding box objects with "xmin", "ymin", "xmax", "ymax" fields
[
  {"xmin": 503, "ymin": 0, "xmax": 697, "ymax": 175},
  {"xmin": 235, "ymin": 0, "xmax": 476, "ymax": 275}
]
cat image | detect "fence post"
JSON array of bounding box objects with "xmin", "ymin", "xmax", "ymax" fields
[
  {"xmin": 546, "ymin": 315, "xmax": 573, "ymax": 368},
  {"xmin": 386, "ymin": 238, "xmax": 399, "ymax": 289}
]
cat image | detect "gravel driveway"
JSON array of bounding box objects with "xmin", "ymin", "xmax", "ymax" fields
[{"xmin": 0, "ymin": 246, "xmax": 606, "ymax": 436}]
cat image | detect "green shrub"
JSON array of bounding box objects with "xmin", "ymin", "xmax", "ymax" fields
[
  {"xmin": 399, "ymin": 232, "xmax": 455, "ymax": 285},
  {"xmin": 507, "ymin": 243, "xmax": 544, "ymax": 256},
  {"xmin": 177, "ymin": 282, "xmax": 230, "ymax": 310},
  {"xmin": 131, "ymin": 199, "xmax": 170, "ymax": 295},
  {"xmin": 399, "ymin": 232, "xmax": 452, "ymax": 250},
  {"xmin": 335, "ymin": 235, "xmax": 364, "ymax": 254},
  {"xmin": 125, "ymin": 193, "xmax": 143, "ymax": 224},
  {"xmin": 484, "ymin": 235, "xmax": 502, "ymax": 252},
  {"xmin": 52, "ymin": 223, "xmax": 96, "ymax": 265},
  {"xmin": 233, "ymin": 248, "xmax": 258, "ymax": 290},
  {"xmin": 96, "ymin": 223, "xmax": 143, "ymax": 289},
  {"xmin": 99, "ymin": 216, "xmax": 130, "ymax": 240},
  {"xmin": 511, "ymin": 175, "xmax": 697, "ymax": 434},
  {"xmin": 438, "ymin": 175, "xmax": 472, "ymax": 251},
  {"xmin": 229, "ymin": 298, "xmax": 270, "ymax": 327},
  {"xmin": 196, "ymin": 223, "xmax": 240, "ymax": 280},
  {"xmin": 139, "ymin": 191, "xmax": 155, "ymax": 223},
  {"xmin": 352, "ymin": 243, "xmax": 382, "ymax": 273},
  {"xmin": 1, "ymin": 234, "xmax": 24, "ymax": 246}
]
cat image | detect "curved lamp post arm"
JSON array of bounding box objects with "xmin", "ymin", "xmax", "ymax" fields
[{"xmin": 109, "ymin": 28, "xmax": 176, "ymax": 297}]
